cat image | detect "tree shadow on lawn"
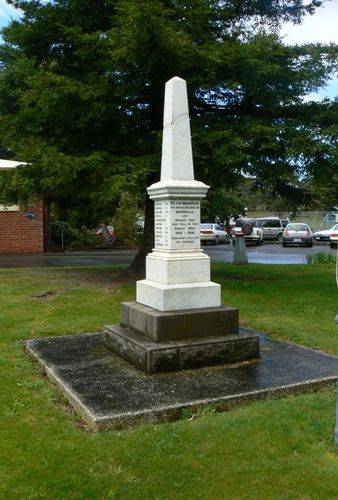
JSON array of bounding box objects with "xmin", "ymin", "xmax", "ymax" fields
[{"xmin": 25, "ymin": 266, "xmax": 138, "ymax": 289}]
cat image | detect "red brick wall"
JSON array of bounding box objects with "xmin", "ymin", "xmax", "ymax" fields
[{"xmin": 0, "ymin": 200, "xmax": 45, "ymax": 253}]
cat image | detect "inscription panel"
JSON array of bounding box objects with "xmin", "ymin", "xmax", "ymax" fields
[
  {"xmin": 155, "ymin": 201, "xmax": 170, "ymax": 248},
  {"xmin": 155, "ymin": 200, "xmax": 200, "ymax": 250}
]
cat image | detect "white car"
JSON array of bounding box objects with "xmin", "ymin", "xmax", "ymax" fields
[
  {"xmin": 200, "ymin": 223, "xmax": 229, "ymax": 245},
  {"xmin": 313, "ymin": 224, "xmax": 338, "ymax": 242},
  {"xmin": 232, "ymin": 218, "xmax": 263, "ymax": 245},
  {"xmin": 329, "ymin": 231, "xmax": 338, "ymax": 249}
]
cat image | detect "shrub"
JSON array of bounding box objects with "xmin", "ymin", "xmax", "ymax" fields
[
  {"xmin": 48, "ymin": 223, "xmax": 114, "ymax": 251},
  {"xmin": 48, "ymin": 221, "xmax": 79, "ymax": 248},
  {"xmin": 67, "ymin": 230, "xmax": 102, "ymax": 251},
  {"xmin": 306, "ymin": 252, "xmax": 336, "ymax": 264},
  {"xmin": 112, "ymin": 192, "xmax": 143, "ymax": 247}
]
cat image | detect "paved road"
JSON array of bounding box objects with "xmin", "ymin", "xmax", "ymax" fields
[
  {"xmin": 0, "ymin": 242, "xmax": 335, "ymax": 268},
  {"xmin": 205, "ymin": 241, "xmax": 335, "ymax": 264},
  {"xmin": 0, "ymin": 250, "xmax": 137, "ymax": 268}
]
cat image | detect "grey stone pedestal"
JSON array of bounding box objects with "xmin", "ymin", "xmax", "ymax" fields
[
  {"xmin": 233, "ymin": 236, "xmax": 248, "ymax": 264},
  {"xmin": 335, "ymin": 381, "xmax": 338, "ymax": 446},
  {"xmin": 104, "ymin": 301, "xmax": 259, "ymax": 374}
]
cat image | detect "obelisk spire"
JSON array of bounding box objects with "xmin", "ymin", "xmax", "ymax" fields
[
  {"xmin": 160, "ymin": 77, "xmax": 194, "ymax": 181},
  {"xmin": 137, "ymin": 75, "xmax": 220, "ymax": 312}
]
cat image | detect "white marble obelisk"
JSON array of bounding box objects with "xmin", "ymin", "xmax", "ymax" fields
[{"xmin": 136, "ymin": 77, "xmax": 221, "ymax": 311}]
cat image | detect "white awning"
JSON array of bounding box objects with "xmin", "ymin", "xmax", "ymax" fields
[
  {"xmin": 0, "ymin": 204, "xmax": 20, "ymax": 212},
  {"xmin": 0, "ymin": 159, "xmax": 26, "ymax": 170}
]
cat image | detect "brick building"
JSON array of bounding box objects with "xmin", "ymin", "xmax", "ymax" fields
[{"xmin": 0, "ymin": 160, "xmax": 45, "ymax": 253}]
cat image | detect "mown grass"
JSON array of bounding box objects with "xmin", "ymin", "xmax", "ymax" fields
[
  {"xmin": 214, "ymin": 263, "xmax": 338, "ymax": 354},
  {"xmin": 0, "ymin": 264, "xmax": 337, "ymax": 499}
]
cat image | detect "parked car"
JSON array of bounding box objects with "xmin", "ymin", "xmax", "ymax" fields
[
  {"xmin": 200, "ymin": 223, "xmax": 229, "ymax": 245},
  {"xmin": 313, "ymin": 224, "xmax": 338, "ymax": 242},
  {"xmin": 256, "ymin": 217, "xmax": 284, "ymax": 240},
  {"xmin": 329, "ymin": 231, "xmax": 338, "ymax": 249},
  {"xmin": 232, "ymin": 218, "xmax": 263, "ymax": 245},
  {"xmin": 282, "ymin": 223, "xmax": 313, "ymax": 247}
]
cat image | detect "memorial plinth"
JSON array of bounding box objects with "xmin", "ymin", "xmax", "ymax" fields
[{"xmin": 104, "ymin": 76, "xmax": 259, "ymax": 373}]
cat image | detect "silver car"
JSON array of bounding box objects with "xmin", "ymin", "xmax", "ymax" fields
[
  {"xmin": 200, "ymin": 223, "xmax": 229, "ymax": 245},
  {"xmin": 282, "ymin": 223, "xmax": 313, "ymax": 247},
  {"xmin": 256, "ymin": 217, "xmax": 284, "ymax": 241}
]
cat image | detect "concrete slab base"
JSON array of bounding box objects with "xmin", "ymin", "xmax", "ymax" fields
[{"xmin": 25, "ymin": 329, "xmax": 338, "ymax": 431}]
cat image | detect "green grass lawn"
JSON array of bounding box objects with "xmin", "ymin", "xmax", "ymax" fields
[{"xmin": 0, "ymin": 264, "xmax": 337, "ymax": 498}]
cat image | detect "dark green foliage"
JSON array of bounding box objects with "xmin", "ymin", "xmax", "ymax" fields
[
  {"xmin": 0, "ymin": 0, "xmax": 337, "ymax": 240},
  {"xmin": 66, "ymin": 229, "xmax": 109, "ymax": 251},
  {"xmin": 201, "ymin": 188, "xmax": 245, "ymax": 222},
  {"xmin": 47, "ymin": 221, "xmax": 114, "ymax": 250},
  {"xmin": 48, "ymin": 221, "xmax": 79, "ymax": 248}
]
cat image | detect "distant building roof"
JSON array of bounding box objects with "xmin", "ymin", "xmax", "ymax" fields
[{"xmin": 0, "ymin": 159, "xmax": 26, "ymax": 170}]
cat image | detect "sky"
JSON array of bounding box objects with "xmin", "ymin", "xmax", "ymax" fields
[
  {"xmin": 281, "ymin": 0, "xmax": 338, "ymax": 100},
  {"xmin": 0, "ymin": 0, "xmax": 337, "ymax": 100},
  {"xmin": 0, "ymin": 0, "xmax": 17, "ymax": 29}
]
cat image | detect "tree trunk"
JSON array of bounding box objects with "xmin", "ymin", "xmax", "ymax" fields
[
  {"xmin": 128, "ymin": 189, "xmax": 154, "ymax": 276},
  {"xmin": 128, "ymin": 78, "xmax": 166, "ymax": 275},
  {"xmin": 58, "ymin": 203, "xmax": 68, "ymax": 222}
]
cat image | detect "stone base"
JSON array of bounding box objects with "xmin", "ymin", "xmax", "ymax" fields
[
  {"xmin": 121, "ymin": 301, "xmax": 239, "ymax": 341},
  {"xmin": 103, "ymin": 301, "xmax": 255, "ymax": 374},
  {"xmin": 136, "ymin": 279, "xmax": 221, "ymax": 311},
  {"xmin": 103, "ymin": 325, "xmax": 259, "ymax": 374}
]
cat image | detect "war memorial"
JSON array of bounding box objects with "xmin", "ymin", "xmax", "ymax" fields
[
  {"xmin": 26, "ymin": 77, "xmax": 338, "ymax": 430},
  {"xmin": 104, "ymin": 76, "xmax": 259, "ymax": 373}
]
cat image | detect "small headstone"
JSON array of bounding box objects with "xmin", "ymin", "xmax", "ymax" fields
[{"xmin": 233, "ymin": 236, "xmax": 248, "ymax": 264}]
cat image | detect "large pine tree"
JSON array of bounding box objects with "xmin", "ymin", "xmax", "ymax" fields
[{"xmin": 0, "ymin": 0, "xmax": 337, "ymax": 272}]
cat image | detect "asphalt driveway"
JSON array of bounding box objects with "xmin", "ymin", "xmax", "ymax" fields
[
  {"xmin": 205, "ymin": 241, "xmax": 336, "ymax": 264},
  {"xmin": 0, "ymin": 250, "xmax": 137, "ymax": 268}
]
